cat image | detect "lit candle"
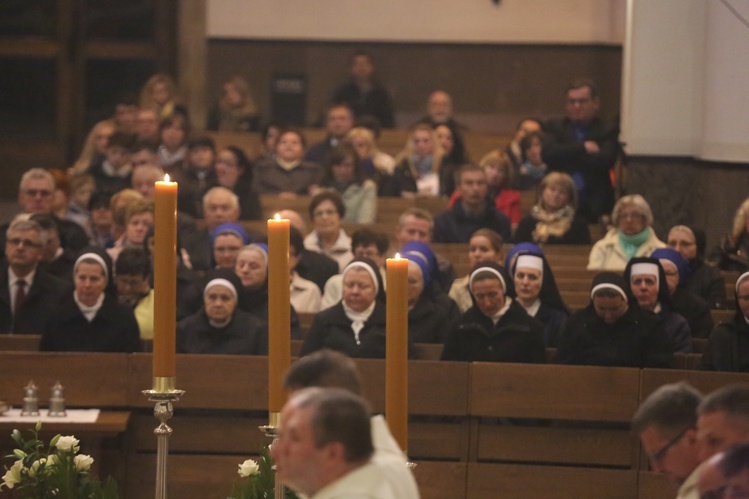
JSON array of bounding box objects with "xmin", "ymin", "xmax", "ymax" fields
[
  {"xmin": 386, "ymin": 253, "xmax": 409, "ymax": 451},
  {"xmin": 153, "ymin": 175, "xmax": 178, "ymax": 383},
  {"xmin": 267, "ymin": 214, "xmax": 291, "ymax": 413}
]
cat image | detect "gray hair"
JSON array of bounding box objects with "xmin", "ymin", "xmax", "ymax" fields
[
  {"xmin": 632, "ymin": 382, "xmax": 702, "ymax": 438},
  {"xmin": 202, "ymin": 186, "xmax": 239, "ymax": 211},
  {"xmin": 397, "ymin": 207, "xmax": 434, "ymax": 231},
  {"xmin": 6, "ymin": 218, "xmax": 47, "ymax": 246},
  {"xmin": 19, "ymin": 168, "xmax": 55, "ymax": 192},
  {"xmin": 612, "ymin": 194, "xmax": 654, "ymax": 227}
]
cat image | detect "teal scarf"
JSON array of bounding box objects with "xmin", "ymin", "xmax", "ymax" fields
[{"xmin": 618, "ymin": 227, "xmax": 651, "ymax": 260}]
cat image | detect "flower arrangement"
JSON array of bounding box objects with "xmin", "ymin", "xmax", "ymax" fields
[
  {"xmin": 0, "ymin": 422, "xmax": 119, "ymax": 499},
  {"xmin": 229, "ymin": 444, "xmax": 298, "ymax": 499}
]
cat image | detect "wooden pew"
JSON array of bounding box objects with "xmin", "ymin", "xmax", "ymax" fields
[{"xmin": 0, "ymin": 334, "xmax": 40, "ymax": 351}]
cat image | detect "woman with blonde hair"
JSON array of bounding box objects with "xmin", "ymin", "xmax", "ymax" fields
[
  {"xmin": 515, "ymin": 172, "xmax": 591, "ymax": 245},
  {"xmin": 384, "ymin": 123, "xmax": 444, "ymax": 197},
  {"xmin": 139, "ymin": 73, "xmax": 185, "ymax": 120},
  {"xmin": 346, "ymin": 126, "xmax": 395, "ymax": 177},
  {"xmin": 587, "ymin": 194, "xmax": 665, "ymax": 271},
  {"xmin": 717, "ymin": 197, "xmax": 749, "ymax": 271},
  {"xmin": 70, "ymin": 120, "xmax": 116, "ymax": 175},
  {"xmin": 207, "ymin": 75, "xmax": 261, "ymax": 132}
]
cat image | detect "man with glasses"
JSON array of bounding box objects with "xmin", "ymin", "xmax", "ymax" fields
[
  {"xmin": 542, "ymin": 78, "xmax": 620, "ymax": 223},
  {"xmin": 0, "ymin": 218, "xmax": 68, "ymax": 334},
  {"xmin": 632, "ymin": 382, "xmax": 704, "ymax": 498},
  {"xmin": 0, "ymin": 168, "xmax": 89, "ymax": 256}
]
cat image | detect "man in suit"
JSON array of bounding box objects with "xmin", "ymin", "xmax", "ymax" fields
[
  {"xmin": 0, "ymin": 219, "xmax": 68, "ymax": 334},
  {"xmin": 542, "ymin": 79, "xmax": 620, "ymax": 223}
]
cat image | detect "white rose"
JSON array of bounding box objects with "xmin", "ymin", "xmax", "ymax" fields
[
  {"xmin": 1, "ymin": 459, "xmax": 24, "ymax": 490},
  {"xmin": 237, "ymin": 459, "xmax": 259, "ymax": 477},
  {"xmin": 74, "ymin": 454, "xmax": 94, "ymax": 472},
  {"xmin": 28, "ymin": 458, "xmax": 46, "ymax": 478},
  {"xmin": 55, "ymin": 436, "xmax": 80, "ymax": 453}
]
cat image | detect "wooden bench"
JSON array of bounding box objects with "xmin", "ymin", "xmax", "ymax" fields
[{"xmin": 0, "ymin": 334, "xmax": 41, "ymax": 351}]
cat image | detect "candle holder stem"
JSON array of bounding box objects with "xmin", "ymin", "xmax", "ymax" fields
[
  {"xmin": 143, "ymin": 378, "xmax": 184, "ymax": 499},
  {"xmin": 259, "ymin": 412, "xmax": 286, "ymax": 498}
]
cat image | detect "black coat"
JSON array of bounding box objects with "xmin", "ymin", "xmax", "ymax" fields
[
  {"xmin": 432, "ymin": 202, "xmax": 512, "ymax": 243},
  {"xmin": 672, "ymin": 287, "xmax": 714, "ymax": 339},
  {"xmin": 0, "ymin": 264, "xmax": 70, "ymax": 335},
  {"xmin": 300, "ymin": 302, "xmax": 406, "ymax": 359},
  {"xmin": 533, "ymin": 302, "xmax": 568, "ymax": 348},
  {"xmin": 331, "ymin": 81, "xmax": 395, "ymax": 128},
  {"xmin": 541, "ymin": 117, "xmax": 619, "ymax": 222},
  {"xmin": 40, "ymin": 293, "xmax": 141, "ymax": 352},
  {"xmin": 177, "ymin": 309, "xmax": 266, "ymax": 355},
  {"xmin": 441, "ymin": 300, "xmax": 546, "ymax": 363},
  {"xmin": 703, "ymin": 287, "xmax": 749, "ymax": 371},
  {"xmin": 408, "ymin": 294, "xmax": 453, "ymax": 344},
  {"xmin": 513, "ymin": 213, "xmax": 591, "ymax": 245},
  {"xmin": 296, "ymin": 250, "xmax": 339, "ymax": 293},
  {"xmin": 687, "ymin": 261, "xmax": 727, "ymax": 309},
  {"xmin": 556, "ymin": 304, "xmax": 673, "ymax": 368}
]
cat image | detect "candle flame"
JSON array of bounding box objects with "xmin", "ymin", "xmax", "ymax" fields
[
  {"xmin": 274, "ymin": 213, "xmax": 281, "ymax": 220},
  {"xmin": 164, "ymin": 173, "xmax": 170, "ymax": 182},
  {"xmin": 395, "ymin": 252, "xmax": 401, "ymax": 259}
]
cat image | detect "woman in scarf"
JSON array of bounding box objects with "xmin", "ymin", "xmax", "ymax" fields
[
  {"xmin": 667, "ymin": 224, "xmax": 727, "ymax": 308},
  {"xmin": 515, "ymin": 172, "xmax": 591, "ymax": 245},
  {"xmin": 177, "ymin": 272, "xmax": 266, "ymax": 355},
  {"xmin": 703, "ymin": 272, "xmax": 749, "ymax": 371},
  {"xmin": 441, "ymin": 262, "xmax": 545, "ymax": 363},
  {"xmin": 556, "ymin": 272, "xmax": 673, "ymax": 367},
  {"xmin": 587, "ymin": 194, "xmax": 665, "ymax": 271},
  {"xmin": 301, "ymin": 257, "xmax": 401, "ymax": 358},
  {"xmin": 402, "ymin": 249, "xmax": 453, "ymax": 344},
  {"xmin": 507, "ymin": 245, "xmax": 569, "ymax": 347},
  {"xmin": 41, "ymin": 249, "xmax": 140, "ymax": 352},
  {"xmin": 316, "ymin": 142, "xmax": 377, "ymax": 224}
]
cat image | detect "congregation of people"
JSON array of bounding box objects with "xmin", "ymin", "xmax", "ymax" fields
[{"xmin": 3, "ymin": 52, "xmax": 749, "ymax": 379}]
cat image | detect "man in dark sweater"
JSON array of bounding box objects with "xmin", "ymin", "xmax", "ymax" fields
[
  {"xmin": 432, "ymin": 165, "xmax": 511, "ymax": 243},
  {"xmin": 304, "ymin": 104, "xmax": 355, "ymax": 165},
  {"xmin": 331, "ymin": 51, "xmax": 395, "ymax": 129}
]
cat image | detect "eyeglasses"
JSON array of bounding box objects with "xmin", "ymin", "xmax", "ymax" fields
[
  {"xmin": 24, "ymin": 189, "xmax": 52, "ymax": 198},
  {"xmin": 648, "ymin": 427, "xmax": 690, "ymax": 465},
  {"xmin": 7, "ymin": 238, "xmax": 43, "ymax": 249}
]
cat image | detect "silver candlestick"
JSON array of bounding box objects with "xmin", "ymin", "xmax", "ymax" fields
[
  {"xmin": 142, "ymin": 376, "xmax": 184, "ymax": 499},
  {"xmin": 48, "ymin": 380, "xmax": 67, "ymax": 417},
  {"xmin": 260, "ymin": 412, "xmax": 285, "ymax": 499},
  {"xmin": 20, "ymin": 380, "xmax": 39, "ymax": 417}
]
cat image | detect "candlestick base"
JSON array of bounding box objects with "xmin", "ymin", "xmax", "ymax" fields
[
  {"xmin": 142, "ymin": 377, "xmax": 185, "ymax": 499},
  {"xmin": 259, "ymin": 412, "xmax": 286, "ymax": 498}
]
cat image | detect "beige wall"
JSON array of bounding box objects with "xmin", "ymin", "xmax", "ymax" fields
[{"xmin": 206, "ymin": 0, "xmax": 626, "ymax": 45}]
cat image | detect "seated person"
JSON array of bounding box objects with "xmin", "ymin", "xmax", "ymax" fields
[
  {"xmin": 156, "ymin": 111, "xmax": 189, "ymax": 172},
  {"xmin": 449, "ymin": 150, "xmax": 521, "ymax": 231},
  {"xmin": 432, "ymin": 164, "xmax": 512, "ymax": 242},
  {"xmin": 280, "ymin": 209, "xmax": 339, "ymax": 293},
  {"xmin": 514, "ymin": 131, "xmax": 548, "ymax": 191},
  {"xmin": 624, "ymin": 257, "xmax": 691, "ymax": 353},
  {"xmin": 667, "ymin": 224, "xmax": 727, "ymax": 308},
  {"xmin": 305, "ymin": 104, "xmax": 355, "ymax": 165},
  {"xmin": 419, "ymin": 90, "xmax": 464, "ymax": 131},
  {"xmin": 400, "ymin": 240, "xmax": 460, "ymax": 325},
  {"xmin": 87, "ymin": 131, "xmax": 136, "ymax": 198},
  {"xmin": 210, "ymin": 222, "xmax": 250, "ymax": 270},
  {"xmin": 514, "ymin": 172, "xmax": 591, "ymax": 245},
  {"xmin": 107, "ymin": 199, "xmax": 154, "ymax": 263},
  {"xmin": 321, "ymin": 228, "xmax": 388, "ymax": 310},
  {"xmin": 651, "ymin": 248, "xmax": 714, "ymax": 339},
  {"xmin": 434, "ymin": 123, "xmax": 469, "ymax": 198},
  {"xmin": 40, "ymin": 250, "xmax": 140, "ymax": 352},
  {"xmin": 403, "ymin": 250, "xmax": 453, "ymax": 344},
  {"xmin": 303, "ymin": 191, "xmax": 354, "ymax": 272},
  {"xmin": 587, "ymin": 194, "xmax": 665, "ymax": 271},
  {"xmin": 31, "ymin": 214, "xmax": 76, "ymax": 282},
  {"xmin": 347, "ymin": 126, "xmax": 396, "ymax": 179},
  {"xmin": 207, "ymin": 75, "xmax": 261, "ymax": 132},
  {"xmin": 331, "ymin": 51, "xmax": 395, "ymax": 129},
  {"xmin": 301, "ymin": 258, "xmax": 395, "ymax": 358},
  {"xmin": 172, "ymin": 136, "xmax": 217, "ymax": 219},
  {"xmin": 316, "ymin": 142, "xmax": 377, "ymax": 224},
  {"xmin": 114, "ymin": 247, "xmax": 154, "ymax": 341},
  {"xmin": 234, "ymin": 244, "xmax": 301, "ymax": 338},
  {"xmin": 505, "ymin": 118, "xmax": 542, "ymax": 172},
  {"xmin": 289, "ymin": 227, "xmax": 322, "ymax": 314},
  {"xmin": 717, "ymin": 198, "xmax": 749, "ymax": 272},
  {"xmin": 177, "ymin": 272, "xmax": 266, "ymax": 355},
  {"xmin": 703, "ymin": 271, "xmax": 749, "ymax": 371},
  {"xmin": 254, "ymin": 129, "xmax": 321, "ymax": 196},
  {"xmin": 507, "ymin": 244, "xmax": 569, "ymax": 348},
  {"xmin": 131, "ymin": 162, "xmax": 163, "ymax": 200},
  {"xmin": 556, "ymin": 272, "xmax": 673, "ymax": 367},
  {"xmin": 214, "ymin": 146, "xmax": 262, "ymax": 220},
  {"xmin": 449, "ymin": 229, "xmax": 505, "ymax": 313},
  {"xmin": 441, "ymin": 262, "xmax": 545, "ymax": 363},
  {"xmin": 384, "ymin": 123, "xmax": 445, "ymax": 198},
  {"xmin": 181, "ymin": 187, "xmax": 241, "ymax": 272}
]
